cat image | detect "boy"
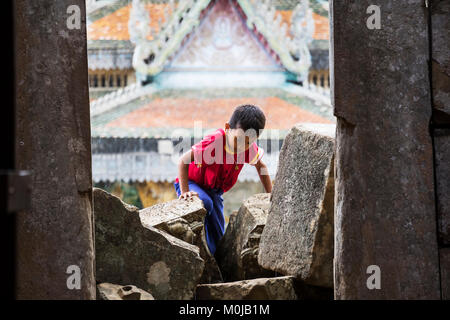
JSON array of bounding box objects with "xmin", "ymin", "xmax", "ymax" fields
[{"xmin": 174, "ymin": 104, "xmax": 272, "ymax": 255}]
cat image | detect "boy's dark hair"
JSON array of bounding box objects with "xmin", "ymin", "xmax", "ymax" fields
[{"xmin": 229, "ymin": 104, "xmax": 266, "ymax": 136}]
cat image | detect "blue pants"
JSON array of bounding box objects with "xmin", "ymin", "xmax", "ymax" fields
[{"xmin": 174, "ymin": 181, "xmax": 224, "ymax": 255}]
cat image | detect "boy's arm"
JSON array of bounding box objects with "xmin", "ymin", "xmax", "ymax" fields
[
  {"xmin": 178, "ymin": 150, "xmax": 198, "ymax": 200},
  {"xmin": 254, "ymin": 159, "xmax": 272, "ymax": 193}
]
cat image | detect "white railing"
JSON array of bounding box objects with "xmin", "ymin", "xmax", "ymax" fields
[
  {"xmin": 86, "ymin": 0, "xmax": 119, "ymax": 15},
  {"xmin": 90, "ymin": 82, "xmax": 158, "ymax": 117},
  {"xmin": 283, "ymin": 82, "xmax": 332, "ymax": 108}
]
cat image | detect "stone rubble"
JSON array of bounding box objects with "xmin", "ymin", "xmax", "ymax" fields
[
  {"xmin": 196, "ymin": 276, "xmax": 298, "ymax": 300},
  {"xmin": 94, "ymin": 125, "xmax": 339, "ymax": 300},
  {"xmin": 215, "ymin": 193, "xmax": 275, "ymax": 281},
  {"xmin": 140, "ymin": 197, "xmax": 223, "ymax": 284},
  {"xmin": 94, "ymin": 188, "xmax": 205, "ymax": 300},
  {"xmin": 258, "ymin": 123, "xmax": 335, "ymax": 288},
  {"xmin": 196, "ymin": 276, "xmax": 332, "ymax": 300},
  {"xmin": 97, "ymin": 283, "xmax": 155, "ymax": 300}
]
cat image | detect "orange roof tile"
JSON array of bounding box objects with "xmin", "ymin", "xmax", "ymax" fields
[
  {"xmin": 88, "ymin": 4, "xmax": 329, "ymax": 41},
  {"xmin": 105, "ymin": 97, "xmax": 332, "ymax": 129},
  {"xmin": 279, "ymin": 11, "xmax": 329, "ymax": 40},
  {"xmin": 88, "ymin": 3, "xmax": 174, "ymax": 41}
]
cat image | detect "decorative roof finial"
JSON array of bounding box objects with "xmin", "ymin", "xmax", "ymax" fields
[
  {"xmin": 169, "ymin": 0, "xmax": 175, "ymax": 14},
  {"xmin": 290, "ymin": 0, "xmax": 315, "ymax": 81},
  {"xmin": 128, "ymin": 0, "xmax": 151, "ymax": 45}
]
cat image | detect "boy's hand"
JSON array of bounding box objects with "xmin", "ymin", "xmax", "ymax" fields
[
  {"xmin": 179, "ymin": 191, "xmax": 199, "ymax": 200},
  {"xmin": 255, "ymin": 159, "xmax": 272, "ymax": 193}
]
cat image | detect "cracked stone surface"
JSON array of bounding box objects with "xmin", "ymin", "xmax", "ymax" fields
[
  {"xmin": 94, "ymin": 188, "xmax": 205, "ymax": 300},
  {"xmin": 258, "ymin": 124, "xmax": 335, "ymax": 288},
  {"xmin": 196, "ymin": 276, "xmax": 332, "ymax": 300},
  {"xmin": 97, "ymin": 283, "xmax": 155, "ymax": 300},
  {"xmin": 140, "ymin": 197, "xmax": 223, "ymax": 284}
]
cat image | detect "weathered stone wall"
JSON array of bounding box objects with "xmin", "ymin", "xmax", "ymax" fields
[
  {"xmin": 435, "ymin": 129, "xmax": 450, "ymax": 246},
  {"xmin": 440, "ymin": 248, "xmax": 450, "ymax": 300},
  {"xmin": 431, "ymin": 0, "xmax": 450, "ymax": 299},
  {"xmin": 14, "ymin": 1, "xmax": 95, "ymax": 299},
  {"xmin": 331, "ymin": 0, "xmax": 441, "ymax": 299},
  {"xmin": 431, "ymin": 0, "xmax": 450, "ymax": 125}
]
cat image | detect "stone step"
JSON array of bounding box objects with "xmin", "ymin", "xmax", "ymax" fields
[
  {"xmin": 196, "ymin": 276, "xmax": 332, "ymax": 300},
  {"xmin": 97, "ymin": 283, "xmax": 154, "ymax": 300}
]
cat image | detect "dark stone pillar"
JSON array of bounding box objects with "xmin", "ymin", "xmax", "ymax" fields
[
  {"xmin": 431, "ymin": 1, "xmax": 450, "ymax": 299},
  {"xmin": 431, "ymin": 0, "xmax": 450, "ymax": 245},
  {"xmin": 431, "ymin": 0, "xmax": 450, "ymax": 125},
  {"xmin": 14, "ymin": 0, "xmax": 95, "ymax": 299},
  {"xmin": 434, "ymin": 129, "xmax": 450, "ymax": 245},
  {"xmin": 440, "ymin": 248, "xmax": 450, "ymax": 300},
  {"xmin": 331, "ymin": 0, "xmax": 440, "ymax": 299}
]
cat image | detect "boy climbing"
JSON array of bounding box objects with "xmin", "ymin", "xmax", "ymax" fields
[{"xmin": 174, "ymin": 104, "xmax": 272, "ymax": 255}]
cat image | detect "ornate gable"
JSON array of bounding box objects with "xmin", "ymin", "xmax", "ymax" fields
[{"xmin": 167, "ymin": 0, "xmax": 283, "ymax": 71}]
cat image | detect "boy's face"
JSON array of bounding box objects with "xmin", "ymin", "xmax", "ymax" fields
[{"xmin": 225, "ymin": 122, "xmax": 258, "ymax": 153}]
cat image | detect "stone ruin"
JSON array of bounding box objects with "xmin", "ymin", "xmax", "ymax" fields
[
  {"xmin": 12, "ymin": 0, "xmax": 449, "ymax": 300},
  {"xmin": 94, "ymin": 123, "xmax": 335, "ymax": 300}
]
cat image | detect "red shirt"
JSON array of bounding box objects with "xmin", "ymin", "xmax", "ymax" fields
[{"xmin": 176, "ymin": 128, "xmax": 264, "ymax": 193}]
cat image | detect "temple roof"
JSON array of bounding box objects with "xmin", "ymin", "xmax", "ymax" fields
[
  {"xmin": 88, "ymin": 1, "xmax": 333, "ymax": 184},
  {"xmin": 87, "ymin": 2, "xmax": 329, "ymax": 41},
  {"xmin": 91, "ymin": 86, "xmax": 334, "ymax": 139},
  {"xmin": 88, "ymin": 0, "xmax": 329, "ymax": 22},
  {"xmin": 87, "ymin": 0, "xmax": 330, "ymax": 71}
]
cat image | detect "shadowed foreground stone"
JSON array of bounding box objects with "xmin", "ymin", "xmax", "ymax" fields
[
  {"xmin": 196, "ymin": 276, "xmax": 333, "ymax": 300},
  {"xmin": 14, "ymin": 0, "xmax": 95, "ymax": 299},
  {"xmin": 140, "ymin": 198, "xmax": 223, "ymax": 284},
  {"xmin": 258, "ymin": 124, "xmax": 335, "ymax": 288},
  {"xmin": 215, "ymin": 193, "xmax": 275, "ymax": 281},
  {"xmin": 434, "ymin": 129, "xmax": 450, "ymax": 245},
  {"xmin": 194, "ymin": 227, "xmax": 224, "ymax": 284},
  {"xmin": 196, "ymin": 277, "xmax": 297, "ymax": 300},
  {"xmin": 431, "ymin": 0, "xmax": 450, "ymax": 124},
  {"xmin": 440, "ymin": 248, "xmax": 450, "ymax": 300},
  {"xmin": 97, "ymin": 283, "xmax": 154, "ymax": 300},
  {"xmin": 94, "ymin": 188, "xmax": 205, "ymax": 300},
  {"xmin": 331, "ymin": 0, "xmax": 440, "ymax": 299}
]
